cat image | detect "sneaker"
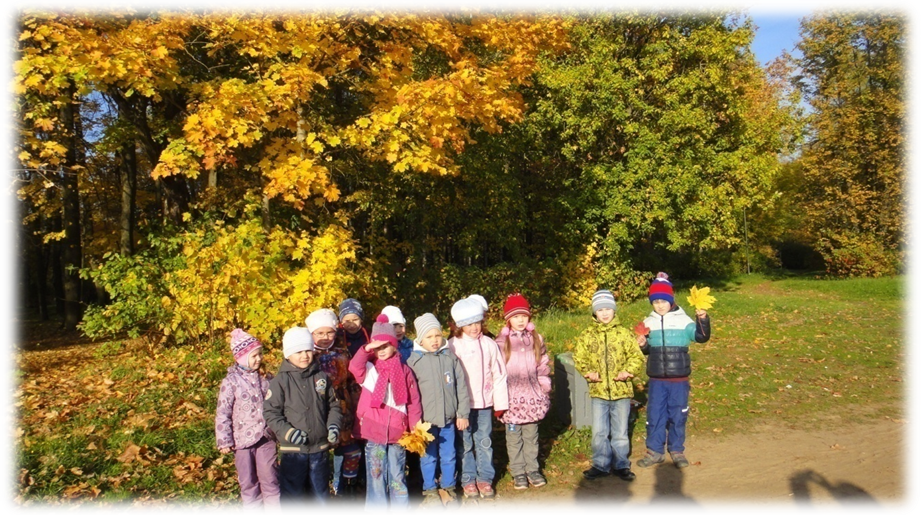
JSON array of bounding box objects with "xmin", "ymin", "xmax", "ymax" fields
[
  {"xmin": 526, "ymin": 471, "xmax": 547, "ymax": 487},
  {"xmin": 612, "ymin": 468, "xmax": 636, "ymax": 481},
  {"xmin": 421, "ymin": 489, "xmax": 441, "ymax": 507},
  {"xmin": 513, "ymin": 475, "xmax": 529, "ymax": 490},
  {"xmin": 439, "ymin": 487, "xmax": 458, "ymax": 504},
  {"xmin": 462, "ymin": 483, "xmax": 479, "ymax": 499},
  {"xmin": 670, "ymin": 452, "xmax": 690, "ymax": 469},
  {"xmin": 476, "ymin": 481, "xmax": 495, "ymax": 498},
  {"xmin": 636, "ymin": 450, "xmax": 665, "ymax": 468},
  {"xmin": 582, "ymin": 466, "xmax": 609, "ymax": 480}
]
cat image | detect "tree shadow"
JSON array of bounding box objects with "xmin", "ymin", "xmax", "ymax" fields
[
  {"xmin": 789, "ymin": 469, "xmax": 876, "ymax": 504},
  {"xmin": 650, "ymin": 464, "xmax": 696, "ymax": 505}
]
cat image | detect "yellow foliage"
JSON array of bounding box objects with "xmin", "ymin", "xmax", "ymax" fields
[
  {"xmin": 397, "ymin": 421, "xmax": 435, "ymax": 456},
  {"xmin": 687, "ymin": 285, "xmax": 716, "ymax": 311}
]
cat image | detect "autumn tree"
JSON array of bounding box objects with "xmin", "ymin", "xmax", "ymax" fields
[{"xmin": 789, "ymin": 11, "xmax": 905, "ymax": 276}]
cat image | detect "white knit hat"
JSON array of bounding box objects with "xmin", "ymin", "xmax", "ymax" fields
[
  {"xmin": 451, "ymin": 298, "xmax": 484, "ymax": 327},
  {"xmin": 380, "ymin": 305, "xmax": 406, "ymax": 325},
  {"xmin": 467, "ymin": 294, "xmax": 488, "ymax": 313},
  {"xmin": 305, "ymin": 308, "xmax": 339, "ymax": 334},
  {"xmin": 282, "ymin": 327, "xmax": 314, "ymax": 358}
]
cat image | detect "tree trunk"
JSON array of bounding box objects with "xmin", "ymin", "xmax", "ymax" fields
[
  {"xmin": 119, "ymin": 140, "xmax": 138, "ymax": 256},
  {"xmin": 59, "ymin": 85, "xmax": 83, "ymax": 330}
]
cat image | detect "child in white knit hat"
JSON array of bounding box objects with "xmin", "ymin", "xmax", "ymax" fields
[
  {"xmin": 264, "ymin": 326, "xmax": 343, "ymax": 503},
  {"xmin": 447, "ymin": 298, "xmax": 508, "ymax": 500},
  {"xmin": 381, "ymin": 305, "xmax": 414, "ymax": 363}
]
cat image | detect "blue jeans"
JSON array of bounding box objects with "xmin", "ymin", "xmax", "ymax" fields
[
  {"xmin": 420, "ymin": 421, "xmax": 456, "ymax": 491},
  {"xmin": 364, "ymin": 441, "xmax": 408, "ymax": 508},
  {"xmin": 458, "ymin": 408, "xmax": 494, "ymax": 486},
  {"xmin": 279, "ymin": 451, "xmax": 329, "ymax": 503},
  {"xmin": 645, "ymin": 378, "xmax": 690, "ymax": 454},
  {"xmin": 591, "ymin": 397, "xmax": 632, "ymax": 472}
]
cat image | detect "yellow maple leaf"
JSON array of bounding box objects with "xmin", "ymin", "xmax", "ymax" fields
[
  {"xmin": 687, "ymin": 285, "xmax": 716, "ymax": 311},
  {"xmin": 397, "ymin": 421, "xmax": 434, "ymax": 455}
]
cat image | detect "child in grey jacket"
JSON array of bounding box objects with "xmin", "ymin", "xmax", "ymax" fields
[{"xmin": 405, "ymin": 313, "xmax": 471, "ymax": 506}]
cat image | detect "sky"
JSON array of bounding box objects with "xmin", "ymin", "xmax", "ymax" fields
[{"xmin": 749, "ymin": 0, "xmax": 818, "ymax": 66}]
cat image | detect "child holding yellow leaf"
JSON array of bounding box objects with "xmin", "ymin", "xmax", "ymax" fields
[
  {"xmin": 349, "ymin": 314, "xmax": 422, "ymax": 507},
  {"xmin": 406, "ymin": 313, "xmax": 470, "ymax": 506},
  {"xmin": 636, "ymin": 272, "xmax": 712, "ymax": 469}
]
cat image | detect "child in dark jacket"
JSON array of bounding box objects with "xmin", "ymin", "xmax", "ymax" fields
[
  {"xmin": 406, "ymin": 313, "xmax": 471, "ymax": 506},
  {"xmin": 264, "ymin": 327, "xmax": 343, "ymax": 503},
  {"xmin": 636, "ymin": 272, "xmax": 711, "ymax": 469},
  {"xmin": 349, "ymin": 314, "xmax": 423, "ymax": 508},
  {"xmin": 215, "ymin": 329, "xmax": 280, "ymax": 507}
]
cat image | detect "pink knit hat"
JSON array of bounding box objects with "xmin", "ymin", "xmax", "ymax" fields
[
  {"xmin": 229, "ymin": 328, "xmax": 261, "ymax": 367},
  {"xmin": 367, "ymin": 314, "xmax": 398, "ymax": 350}
]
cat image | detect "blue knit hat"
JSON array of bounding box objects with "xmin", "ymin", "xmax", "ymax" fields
[
  {"xmin": 338, "ymin": 298, "xmax": 364, "ymax": 321},
  {"xmin": 591, "ymin": 289, "xmax": 617, "ymax": 314},
  {"xmin": 648, "ymin": 272, "xmax": 675, "ymax": 305}
]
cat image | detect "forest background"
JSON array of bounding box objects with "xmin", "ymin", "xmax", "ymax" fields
[{"xmin": 8, "ymin": 6, "xmax": 905, "ymax": 347}]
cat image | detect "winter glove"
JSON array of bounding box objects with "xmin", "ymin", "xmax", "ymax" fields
[
  {"xmin": 286, "ymin": 428, "xmax": 307, "ymax": 446},
  {"xmin": 327, "ymin": 425, "xmax": 340, "ymax": 444}
]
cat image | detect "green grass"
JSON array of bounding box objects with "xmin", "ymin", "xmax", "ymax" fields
[{"xmin": 16, "ymin": 274, "xmax": 905, "ymax": 503}]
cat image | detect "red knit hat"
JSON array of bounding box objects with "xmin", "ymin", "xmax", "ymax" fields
[
  {"xmin": 648, "ymin": 272, "xmax": 675, "ymax": 305},
  {"xmin": 503, "ymin": 293, "xmax": 531, "ymax": 320}
]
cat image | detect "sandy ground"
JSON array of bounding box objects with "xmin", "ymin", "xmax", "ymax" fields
[{"xmin": 480, "ymin": 415, "xmax": 907, "ymax": 509}]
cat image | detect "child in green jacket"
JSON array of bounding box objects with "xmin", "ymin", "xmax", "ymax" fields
[{"xmin": 572, "ymin": 289, "xmax": 645, "ymax": 482}]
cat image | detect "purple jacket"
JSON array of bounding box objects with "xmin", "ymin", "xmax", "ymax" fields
[
  {"xmin": 348, "ymin": 346, "xmax": 422, "ymax": 445},
  {"xmin": 495, "ymin": 330, "xmax": 551, "ymax": 425},
  {"xmin": 215, "ymin": 365, "xmax": 274, "ymax": 450}
]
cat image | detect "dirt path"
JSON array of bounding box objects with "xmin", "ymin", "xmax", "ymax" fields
[{"xmin": 488, "ymin": 416, "xmax": 906, "ymax": 507}]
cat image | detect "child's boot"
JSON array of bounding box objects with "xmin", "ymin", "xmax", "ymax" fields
[
  {"xmin": 670, "ymin": 451, "xmax": 690, "ymax": 469},
  {"xmin": 438, "ymin": 488, "xmax": 458, "ymax": 507},
  {"xmin": 420, "ymin": 488, "xmax": 441, "ymax": 507},
  {"xmin": 636, "ymin": 450, "xmax": 665, "ymax": 468}
]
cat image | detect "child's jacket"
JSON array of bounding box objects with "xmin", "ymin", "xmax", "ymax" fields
[
  {"xmin": 406, "ymin": 339, "xmax": 471, "ymax": 427},
  {"xmin": 495, "ymin": 330, "xmax": 551, "ymax": 424},
  {"xmin": 397, "ymin": 336, "xmax": 414, "ymax": 364},
  {"xmin": 447, "ymin": 334, "xmax": 509, "ymax": 411},
  {"xmin": 349, "ymin": 346, "xmax": 423, "ymax": 445},
  {"xmin": 316, "ymin": 348, "xmax": 360, "ymax": 445},
  {"xmin": 641, "ymin": 305, "xmax": 711, "ymax": 378},
  {"xmin": 264, "ymin": 359, "xmax": 342, "ymax": 454},
  {"xmin": 572, "ymin": 316, "xmax": 645, "ymax": 401},
  {"xmin": 215, "ymin": 365, "xmax": 274, "ymax": 450}
]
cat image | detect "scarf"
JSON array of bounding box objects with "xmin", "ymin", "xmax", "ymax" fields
[{"xmin": 369, "ymin": 354, "xmax": 408, "ymax": 408}]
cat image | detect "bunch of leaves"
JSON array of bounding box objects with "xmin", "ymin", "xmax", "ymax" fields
[{"xmin": 397, "ymin": 421, "xmax": 435, "ymax": 456}]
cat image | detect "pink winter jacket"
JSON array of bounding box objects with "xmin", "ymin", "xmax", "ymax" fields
[
  {"xmin": 495, "ymin": 329, "xmax": 551, "ymax": 424},
  {"xmin": 447, "ymin": 334, "xmax": 509, "ymax": 411},
  {"xmin": 348, "ymin": 346, "xmax": 422, "ymax": 445},
  {"xmin": 215, "ymin": 365, "xmax": 274, "ymax": 450}
]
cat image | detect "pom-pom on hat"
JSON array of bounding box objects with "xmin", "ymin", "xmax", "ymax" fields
[
  {"xmin": 413, "ymin": 313, "xmax": 442, "ymax": 343},
  {"xmin": 380, "ymin": 305, "xmax": 406, "ymax": 325},
  {"xmin": 230, "ymin": 328, "xmax": 261, "ymax": 367},
  {"xmin": 648, "ymin": 272, "xmax": 675, "ymax": 305},
  {"xmin": 367, "ymin": 314, "xmax": 398, "ymax": 350},
  {"xmin": 305, "ymin": 308, "xmax": 339, "ymax": 334},
  {"xmin": 338, "ymin": 298, "xmax": 364, "ymax": 321},
  {"xmin": 282, "ymin": 327, "xmax": 314, "ymax": 359},
  {"xmin": 451, "ymin": 298, "xmax": 484, "ymax": 327},
  {"xmin": 591, "ymin": 289, "xmax": 617, "ymax": 314},
  {"xmin": 503, "ymin": 293, "xmax": 531, "ymax": 320}
]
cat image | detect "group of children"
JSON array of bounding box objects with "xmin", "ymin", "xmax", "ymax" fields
[{"xmin": 214, "ymin": 272, "xmax": 710, "ymax": 508}]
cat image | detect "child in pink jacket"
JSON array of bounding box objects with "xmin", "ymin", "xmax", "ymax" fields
[
  {"xmin": 349, "ymin": 314, "xmax": 422, "ymax": 508},
  {"xmin": 495, "ymin": 293, "xmax": 551, "ymax": 490}
]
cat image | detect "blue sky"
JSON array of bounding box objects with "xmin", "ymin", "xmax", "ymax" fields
[{"xmin": 749, "ymin": 0, "xmax": 818, "ymax": 66}]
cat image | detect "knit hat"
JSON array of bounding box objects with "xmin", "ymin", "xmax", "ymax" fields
[
  {"xmin": 413, "ymin": 313, "xmax": 442, "ymax": 342},
  {"xmin": 467, "ymin": 294, "xmax": 488, "ymax": 313},
  {"xmin": 229, "ymin": 328, "xmax": 261, "ymax": 367},
  {"xmin": 451, "ymin": 298, "xmax": 484, "ymax": 327},
  {"xmin": 503, "ymin": 293, "xmax": 531, "ymax": 320},
  {"xmin": 367, "ymin": 314, "xmax": 398, "ymax": 350},
  {"xmin": 648, "ymin": 272, "xmax": 675, "ymax": 305},
  {"xmin": 338, "ymin": 298, "xmax": 364, "ymax": 321},
  {"xmin": 282, "ymin": 326, "xmax": 314, "ymax": 359},
  {"xmin": 305, "ymin": 308, "xmax": 339, "ymax": 334},
  {"xmin": 591, "ymin": 289, "xmax": 617, "ymax": 314},
  {"xmin": 380, "ymin": 305, "xmax": 406, "ymax": 325}
]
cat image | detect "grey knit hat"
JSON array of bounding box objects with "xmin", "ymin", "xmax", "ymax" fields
[
  {"xmin": 413, "ymin": 313, "xmax": 442, "ymax": 342},
  {"xmin": 591, "ymin": 289, "xmax": 617, "ymax": 314}
]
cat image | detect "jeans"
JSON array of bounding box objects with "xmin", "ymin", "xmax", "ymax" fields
[
  {"xmin": 645, "ymin": 378, "xmax": 690, "ymax": 454},
  {"xmin": 505, "ymin": 422, "xmax": 540, "ymax": 477},
  {"xmin": 458, "ymin": 408, "xmax": 494, "ymax": 486},
  {"xmin": 591, "ymin": 397, "xmax": 632, "ymax": 472},
  {"xmin": 420, "ymin": 421, "xmax": 456, "ymax": 491},
  {"xmin": 279, "ymin": 451, "xmax": 329, "ymax": 504},
  {"xmin": 365, "ymin": 441, "xmax": 408, "ymax": 508}
]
